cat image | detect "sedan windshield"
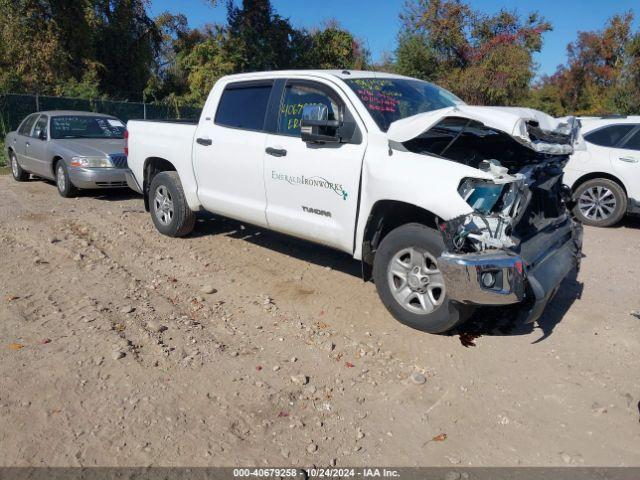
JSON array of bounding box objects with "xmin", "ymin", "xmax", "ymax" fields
[
  {"xmin": 345, "ymin": 78, "xmax": 463, "ymax": 132},
  {"xmin": 50, "ymin": 115, "xmax": 125, "ymax": 139}
]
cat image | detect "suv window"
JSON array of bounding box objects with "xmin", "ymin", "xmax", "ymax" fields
[
  {"xmin": 215, "ymin": 83, "xmax": 272, "ymax": 131},
  {"xmin": 584, "ymin": 124, "xmax": 635, "ymax": 147},
  {"xmin": 621, "ymin": 128, "xmax": 640, "ymax": 151},
  {"xmin": 278, "ymin": 83, "xmax": 340, "ymax": 136},
  {"xmin": 18, "ymin": 114, "xmax": 38, "ymax": 136},
  {"xmin": 32, "ymin": 115, "xmax": 48, "ymax": 139}
]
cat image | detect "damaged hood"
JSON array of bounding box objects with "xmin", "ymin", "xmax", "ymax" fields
[{"xmin": 387, "ymin": 105, "xmax": 578, "ymax": 155}]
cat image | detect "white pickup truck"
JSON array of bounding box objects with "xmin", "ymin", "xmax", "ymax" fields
[{"xmin": 125, "ymin": 70, "xmax": 583, "ymax": 333}]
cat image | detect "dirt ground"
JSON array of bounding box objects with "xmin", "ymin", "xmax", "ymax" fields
[{"xmin": 1, "ymin": 173, "xmax": 639, "ymax": 467}]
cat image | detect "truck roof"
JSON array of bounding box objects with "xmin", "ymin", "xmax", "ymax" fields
[{"xmin": 217, "ymin": 70, "xmax": 415, "ymax": 83}]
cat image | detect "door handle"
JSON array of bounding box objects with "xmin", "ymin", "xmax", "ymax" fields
[
  {"xmin": 619, "ymin": 156, "xmax": 638, "ymax": 163},
  {"xmin": 266, "ymin": 147, "xmax": 287, "ymax": 157},
  {"xmin": 196, "ymin": 137, "xmax": 212, "ymax": 146},
  {"xmin": 25, "ymin": 142, "xmax": 30, "ymax": 147}
]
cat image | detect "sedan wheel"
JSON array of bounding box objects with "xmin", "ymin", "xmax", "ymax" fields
[
  {"xmin": 10, "ymin": 152, "xmax": 29, "ymax": 182},
  {"xmin": 578, "ymin": 186, "xmax": 616, "ymax": 222}
]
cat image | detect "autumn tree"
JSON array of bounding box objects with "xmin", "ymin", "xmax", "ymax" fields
[
  {"xmin": 531, "ymin": 12, "xmax": 640, "ymax": 116},
  {"xmin": 395, "ymin": 0, "xmax": 551, "ymax": 106}
]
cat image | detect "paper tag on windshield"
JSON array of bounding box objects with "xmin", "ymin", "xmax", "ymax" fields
[{"xmin": 108, "ymin": 120, "xmax": 125, "ymax": 127}]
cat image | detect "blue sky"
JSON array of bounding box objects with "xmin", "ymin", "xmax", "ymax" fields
[{"xmin": 149, "ymin": 0, "xmax": 639, "ymax": 77}]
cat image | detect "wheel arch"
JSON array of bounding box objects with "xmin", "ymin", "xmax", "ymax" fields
[
  {"xmin": 51, "ymin": 155, "xmax": 64, "ymax": 177},
  {"xmin": 570, "ymin": 172, "xmax": 628, "ymax": 196},
  {"xmin": 360, "ymin": 200, "xmax": 440, "ymax": 281},
  {"xmin": 143, "ymin": 157, "xmax": 177, "ymax": 211}
]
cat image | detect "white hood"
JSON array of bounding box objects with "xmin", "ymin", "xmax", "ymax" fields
[{"xmin": 387, "ymin": 105, "xmax": 578, "ymax": 155}]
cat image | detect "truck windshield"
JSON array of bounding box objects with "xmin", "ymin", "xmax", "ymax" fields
[
  {"xmin": 50, "ymin": 116, "xmax": 125, "ymax": 139},
  {"xmin": 344, "ymin": 78, "xmax": 463, "ymax": 132}
]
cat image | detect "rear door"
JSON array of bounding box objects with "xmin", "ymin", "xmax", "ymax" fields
[
  {"xmin": 192, "ymin": 80, "xmax": 274, "ymax": 227},
  {"xmin": 611, "ymin": 125, "xmax": 640, "ymax": 201},
  {"xmin": 13, "ymin": 114, "xmax": 39, "ymax": 170},
  {"xmin": 263, "ymin": 78, "xmax": 367, "ymax": 253}
]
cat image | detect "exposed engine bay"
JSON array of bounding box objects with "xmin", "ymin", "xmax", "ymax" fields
[{"xmin": 401, "ymin": 116, "xmax": 578, "ymax": 254}]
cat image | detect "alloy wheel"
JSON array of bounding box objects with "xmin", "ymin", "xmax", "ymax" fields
[{"xmin": 387, "ymin": 247, "xmax": 445, "ymax": 315}]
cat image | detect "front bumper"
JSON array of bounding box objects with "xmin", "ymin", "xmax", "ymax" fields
[
  {"xmin": 438, "ymin": 218, "xmax": 583, "ymax": 323},
  {"xmin": 68, "ymin": 167, "xmax": 129, "ymax": 189}
]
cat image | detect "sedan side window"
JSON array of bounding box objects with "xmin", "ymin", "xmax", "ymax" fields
[
  {"xmin": 620, "ymin": 127, "xmax": 640, "ymax": 151},
  {"xmin": 278, "ymin": 83, "xmax": 340, "ymax": 137},
  {"xmin": 32, "ymin": 115, "xmax": 48, "ymax": 139},
  {"xmin": 18, "ymin": 114, "xmax": 38, "ymax": 136},
  {"xmin": 584, "ymin": 124, "xmax": 635, "ymax": 147}
]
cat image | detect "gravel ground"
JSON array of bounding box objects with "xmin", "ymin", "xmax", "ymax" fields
[{"xmin": 1, "ymin": 174, "xmax": 639, "ymax": 467}]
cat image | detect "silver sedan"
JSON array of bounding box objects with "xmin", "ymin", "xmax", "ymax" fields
[{"xmin": 5, "ymin": 110, "xmax": 129, "ymax": 197}]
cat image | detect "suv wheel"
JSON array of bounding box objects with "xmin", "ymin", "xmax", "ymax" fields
[
  {"xmin": 149, "ymin": 171, "xmax": 196, "ymax": 237},
  {"xmin": 10, "ymin": 151, "xmax": 29, "ymax": 182},
  {"xmin": 373, "ymin": 223, "xmax": 469, "ymax": 333},
  {"xmin": 573, "ymin": 178, "xmax": 626, "ymax": 227}
]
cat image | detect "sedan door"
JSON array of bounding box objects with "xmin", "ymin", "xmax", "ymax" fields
[
  {"xmin": 27, "ymin": 115, "xmax": 53, "ymax": 178},
  {"xmin": 263, "ymin": 79, "xmax": 367, "ymax": 253},
  {"xmin": 12, "ymin": 114, "xmax": 39, "ymax": 171}
]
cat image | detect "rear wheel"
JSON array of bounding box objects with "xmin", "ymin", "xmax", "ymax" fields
[
  {"xmin": 373, "ymin": 223, "xmax": 469, "ymax": 333},
  {"xmin": 10, "ymin": 151, "xmax": 29, "ymax": 182},
  {"xmin": 56, "ymin": 161, "xmax": 78, "ymax": 198},
  {"xmin": 149, "ymin": 171, "xmax": 196, "ymax": 237},
  {"xmin": 573, "ymin": 178, "xmax": 626, "ymax": 227}
]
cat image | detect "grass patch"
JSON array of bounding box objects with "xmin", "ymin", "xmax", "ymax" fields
[
  {"xmin": 0, "ymin": 139, "xmax": 5, "ymax": 168},
  {"xmin": 0, "ymin": 167, "xmax": 10, "ymax": 175}
]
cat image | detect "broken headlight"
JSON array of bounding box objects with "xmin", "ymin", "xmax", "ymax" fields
[{"xmin": 458, "ymin": 178, "xmax": 505, "ymax": 214}]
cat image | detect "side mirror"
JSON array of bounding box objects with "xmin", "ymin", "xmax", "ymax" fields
[
  {"xmin": 300, "ymin": 104, "xmax": 341, "ymax": 144},
  {"xmin": 36, "ymin": 129, "xmax": 47, "ymax": 141}
]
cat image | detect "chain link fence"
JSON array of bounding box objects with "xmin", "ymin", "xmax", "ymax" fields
[{"xmin": 0, "ymin": 93, "xmax": 202, "ymax": 166}]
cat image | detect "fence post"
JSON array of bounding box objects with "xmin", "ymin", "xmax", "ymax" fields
[{"xmin": 35, "ymin": 93, "xmax": 40, "ymax": 112}]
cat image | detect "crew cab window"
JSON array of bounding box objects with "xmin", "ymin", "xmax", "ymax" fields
[
  {"xmin": 32, "ymin": 115, "xmax": 48, "ymax": 138},
  {"xmin": 277, "ymin": 83, "xmax": 339, "ymax": 136},
  {"xmin": 215, "ymin": 83, "xmax": 272, "ymax": 131},
  {"xmin": 621, "ymin": 128, "xmax": 640, "ymax": 151},
  {"xmin": 18, "ymin": 114, "xmax": 38, "ymax": 136},
  {"xmin": 584, "ymin": 124, "xmax": 635, "ymax": 147}
]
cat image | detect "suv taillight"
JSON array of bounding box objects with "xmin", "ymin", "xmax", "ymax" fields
[{"xmin": 124, "ymin": 129, "xmax": 129, "ymax": 156}]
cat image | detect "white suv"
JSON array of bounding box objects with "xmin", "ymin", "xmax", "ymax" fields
[{"xmin": 564, "ymin": 116, "xmax": 640, "ymax": 227}]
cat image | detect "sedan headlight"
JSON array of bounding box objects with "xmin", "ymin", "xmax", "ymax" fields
[
  {"xmin": 70, "ymin": 156, "xmax": 114, "ymax": 168},
  {"xmin": 458, "ymin": 178, "xmax": 504, "ymax": 215}
]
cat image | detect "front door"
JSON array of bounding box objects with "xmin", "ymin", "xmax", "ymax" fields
[
  {"xmin": 264, "ymin": 79, "xmax": 367, "ymax": 253},
  {"xmin": 192, "ymin": 80, "xmax": 274, "ymax": 227},
  {"xmin": 28, "ymin": 115, "xmax": 52, "ymax": 178}
]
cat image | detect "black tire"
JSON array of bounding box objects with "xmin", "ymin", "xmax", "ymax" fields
[
  {"xmin": 55, "ymin": 161, "xmax": 78, "ymax": 198},
  {"xmin": 9, "ymin": 150, "xmax": 29, "ymax": 182},
  {"xmin": 149, "ymin": 171, "xmax": 196, "ymax": 237},
  {"xmin": 573, "ymin": 178, "xmax": 627, "ymax": 227},
  {"xmin": 373, "ymin": 223, "xmax": 468, "ymax": 333}
]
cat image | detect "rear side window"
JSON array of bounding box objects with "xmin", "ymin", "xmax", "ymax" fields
[
  {"xmin": 584, "ymin": 124, "xmax": 635, "ymax": 147},
  {"xmin": 621, "ymin": 128, "xmax": 640, "ymax": 151},
  {"xmin": 18, "ymin": 114, "xmax": 38, "ymax": 136},
  {"xmin": 215, "ymin": 84, "xmax": 272, "ymax": 131}
]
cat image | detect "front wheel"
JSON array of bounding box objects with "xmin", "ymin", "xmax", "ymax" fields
[
  {"xmin": 149, "ymin": 171, "xmax": 196, "ymax": 237},
  {"xmin": 56, "ymin": 161, "xmax": 78, "ymax": 197},
  {"xmin": 373, "ymin": 223, "xmax": 468, "ymax": 333},
  {"xmin": 10, "ymin": 151, "xmax": 29, "ymax": 182},
  {"xmin": 573, "ymin": 178, "xmax": 627, "ymax": 227}
]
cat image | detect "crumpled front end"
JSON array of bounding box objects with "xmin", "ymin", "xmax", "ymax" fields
[{"xmin": 436, "ymin": 158, "xmax": 583, "ymax": 323}]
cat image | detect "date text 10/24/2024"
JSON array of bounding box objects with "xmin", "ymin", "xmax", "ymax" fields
[{"xmin": 232, "ymin": 468, "xmax": 401, "ymax": 478}]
